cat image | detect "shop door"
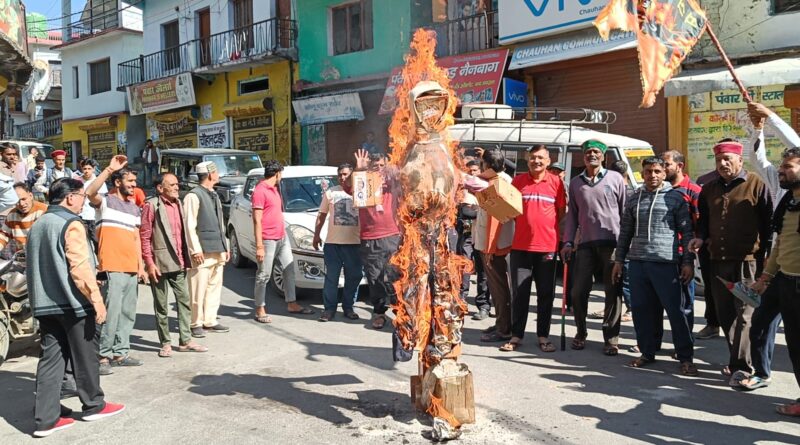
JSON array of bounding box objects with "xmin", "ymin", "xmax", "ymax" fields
[{"xmin": 532, "ymin": 50, "xmax": 668, "ymax": 151}]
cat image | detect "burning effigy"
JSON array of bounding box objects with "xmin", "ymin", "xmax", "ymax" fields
[{"xmin": 388, "ymin": 29, "xmax": 475, "ymax": 440}]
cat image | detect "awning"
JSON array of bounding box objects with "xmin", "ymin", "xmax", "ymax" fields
[
  {"xmin": 665, "ymin": 57, "xmax": 800, "ymax": 97},
  {"xmin": 292, "ymin": 92, "xmax": 364, "ymax": 125},
  {"xmin": 151, "ymin": 109, "xmax": 196, "ymax": 124},
  {"xmin": 223, "ymin": 99, "xmax": 270, "ymax": 117},
  {"xmin": 77, "ymin": 116, "xmax": 117, "ymax": 131}
]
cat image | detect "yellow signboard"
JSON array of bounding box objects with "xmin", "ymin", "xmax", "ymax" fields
[
  {"xmin": 233, "ymin": 114, "xmax": 273, "ymax": 154},
  {"xmin": 88, "ymin": 131, "xmax": 116, "ymax": 167},
  {"xmin": 710, "ymin": 88, "xmax": 758, "ymax": 111}
]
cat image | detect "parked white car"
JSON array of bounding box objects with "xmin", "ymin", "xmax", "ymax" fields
[{"xmin": 227, "ymin": 165, "xmax": 363, "ymax": 295}]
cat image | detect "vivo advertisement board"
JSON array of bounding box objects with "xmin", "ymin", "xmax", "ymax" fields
[{"xmin": 499, "ymin": 0, "xmax": 611, "ymax": 45}]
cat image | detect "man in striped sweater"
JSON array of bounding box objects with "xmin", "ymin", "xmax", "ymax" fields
[
  {"xmin": 613, "ymin": 157, "xmax": 696, "ymax": 375},
  {"xmin": 0, "ymin": 182, "xmax": 47, "ymax": 256}
]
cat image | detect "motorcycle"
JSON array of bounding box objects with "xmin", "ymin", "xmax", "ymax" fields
[{"xmin": 0, "ymin": 251, "xmax": 35, "ymax": 367}]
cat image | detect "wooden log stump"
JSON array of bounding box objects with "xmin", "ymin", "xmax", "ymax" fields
[{"xmin": 417, "ymin": 359, "xmax": 475, "ymax": 425}]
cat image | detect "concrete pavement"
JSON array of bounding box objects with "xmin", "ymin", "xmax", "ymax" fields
[{"xmin": 1, "ymin": 264, "xmax": 799, "ymax": 444}]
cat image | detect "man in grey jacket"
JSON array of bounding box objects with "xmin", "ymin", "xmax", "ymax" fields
[{"xmin": 613, "ymin": 157, "xmax": 696, "ymax": 376}]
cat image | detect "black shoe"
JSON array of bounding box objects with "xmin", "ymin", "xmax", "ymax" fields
[
  {"xmin": 111, "ymin": 355, "xmax": 143, "ymax": 367},
  {"xmin": 98, "ymin": 360, "xmax": 113, "ymax": 376},
  {"xmin": 191, "ymin": 327, "xmax": 206, "ymax": 338},
  {"xmin": 60, "ymin": 405, "xmax": 73, "ymax": 417},
  {"xmin": 472, "ymin": 309, "xmax": 490, "ymax": 321},
  {"xmin": 203, "ymin": 324, "xmax": 230, "ymax": 333}
]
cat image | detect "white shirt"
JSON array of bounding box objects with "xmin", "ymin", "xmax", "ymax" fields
[
  {"xmin": 748, "ymin": 113, "xmax": 800, "ymax": 208},
  {"xmin": 81, "ymin": 176, "xmax": 108, "ymax": 221}
]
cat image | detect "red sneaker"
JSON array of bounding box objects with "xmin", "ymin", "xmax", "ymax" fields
[
  {"xmin": 33, "ymin": 417, "xmax": 75, "ymax": 437},
  {"xmin": 82, "ymin": 402, "xmax": 125, "ymax": 422}
]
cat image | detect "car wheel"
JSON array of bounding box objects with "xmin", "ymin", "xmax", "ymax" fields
[
  {"xmin": 0, "ymin": 318, "xmax": 9, "ymax": 368},
  {"xmin": 229, "ymin": 230, "xmax": 248, "ymax": 268},
  {"xmin": 270, "ymin": 261, "xmax": 286, "ymax": 297}
]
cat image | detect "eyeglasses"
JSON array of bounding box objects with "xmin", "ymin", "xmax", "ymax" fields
[{"xmin": 69, "ymin": 192, "xmax": 87, "ymax": 199}]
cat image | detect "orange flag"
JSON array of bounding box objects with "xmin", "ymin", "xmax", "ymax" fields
[{"xmin": 594, "ymin": 0, "xmax": 707, "ymax": 108}]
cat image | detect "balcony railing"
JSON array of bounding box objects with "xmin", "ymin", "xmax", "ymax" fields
[
  {"xmin": 118, "ymin": 17, "xmax": 297, "ymax": 88},
  {"xmin": 14, "ymin": 115, "xmax": 62, "ymax": 140},
  {"xmin": 430, "ymin": 10, "xmax": 498, "ymax": 58}
]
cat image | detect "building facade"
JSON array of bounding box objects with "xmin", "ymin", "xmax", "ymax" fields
[
  {"xmin": 57, "ymin": 0, "xmax": 145, "ymax": 168},
  {"xmin": 665, "ymin": 0, "xmax": 800, "ymax": 175},
  {"xmin": 117, "ymin": 0, "xmax": 297, "ymax": 163},
  {"xmin": 0, "ymin": 0, "xmax": 33, "ymax": 139}
]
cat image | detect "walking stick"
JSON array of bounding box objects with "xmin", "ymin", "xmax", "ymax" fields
[{"xmin": 561, "ymin": 258, "xmax": 568, "ymax": 351}]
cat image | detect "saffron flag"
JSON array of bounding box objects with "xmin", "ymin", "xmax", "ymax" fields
[{"xmin": 594, "ymin": 0, "xmax": 707, "ymax": 108}]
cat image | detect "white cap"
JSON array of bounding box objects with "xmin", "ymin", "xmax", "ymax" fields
[{"xmin": 195, "ymin": 161, "xmax": 217, "ymax": 174}]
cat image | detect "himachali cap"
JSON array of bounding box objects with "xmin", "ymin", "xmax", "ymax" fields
[
  {"xmin": 194, "ymin": 161, "xmax": 217, "ymax": 174},
  {"xmin": 713, "ymin": 141, "xmax": 743, "ymax": 156},
  {"xmin": 581, "ymin": 139, "xmax": 607, "ymax": 153},
  {"xmin": 549, "ymin": 162, "xmax": 565, "ymax": 171},
  {"xmin": 51, "ymin": 150, "xmax": 66, "ymax": 158}
]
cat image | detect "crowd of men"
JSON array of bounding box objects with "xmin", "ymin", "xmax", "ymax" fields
[{"xmin": 13, "ymin": 100, "xmax": 800, "ymax": 437}]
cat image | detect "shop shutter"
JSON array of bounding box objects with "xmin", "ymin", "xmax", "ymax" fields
[{"xmin": 531, "ymin": 49, "xmax": 668, "ymax": 152}]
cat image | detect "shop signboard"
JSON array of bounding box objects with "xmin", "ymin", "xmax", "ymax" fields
[
  {"xmin": 379, "ymin": 48, "xmax": 508, "ymax": 115},
  {"xmin": 198, "ymin": 120, "xmax": 228, "ymax": 148},
  {"xmin": 233, "ymin": 114, "xmax": 273, "ymax": 153},
  {"xmin": 503, "ymin": 78, "xmax": 528, "ymax": 108},
  {"xmin": 509, "ymin": 28, "xmax": 635, "ymax": 70},
  {"xmin": 499, "ymin": 0, "xmax": 611, "ymax": 45},
  {"xmin": 127, "ymin": 73, "xmax": 196, "ymax": 116},
  {"xmin": 687, "ymin": 84, "xmax": 790, "ymax": 175},
  {"xmin": 292, "ymin": 93, "xmax": 364, "ymax": 125},
  {"xmin": 88, "ymin": 131, "xmax": 116, "ymax": 167}
]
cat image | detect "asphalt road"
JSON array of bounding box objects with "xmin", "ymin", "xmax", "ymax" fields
[{"xmin": 2, "ymin": 264, "xmax": 799, "ymax": 444}]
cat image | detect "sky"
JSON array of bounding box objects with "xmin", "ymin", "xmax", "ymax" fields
[{"xmin": 24, "ymin": 0, "xmax": 87, "ymax": 22}]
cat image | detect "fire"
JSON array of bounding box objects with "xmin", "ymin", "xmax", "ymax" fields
[{"xmin": 387, "ymin": 28, "xmax": 471, "ymax": 429}]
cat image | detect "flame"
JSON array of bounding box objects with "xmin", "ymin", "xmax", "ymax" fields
[
  {"xmin": 387, "ymin": 29, "xmax": 471, "ymax": 428},
  {"xmin": 594, "ymin": 0, "xmax": 707, "ymax": 107}
]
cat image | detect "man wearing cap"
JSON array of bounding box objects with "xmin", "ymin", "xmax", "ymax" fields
[
  {"xmin": 689, "ymin": 140, "xmax": 773, "ymax": 384},
  {"xmin": 44, "ymin": 150, "xmax": 74, "ymax": 194},
  {"xmin": 183, "ymin": 161, "xmax": 230, "ymax": 337},
  {"xmin": 560, "ymin": 139, "xmax": 627, "ymax": 355},
  {"xmin": 547, "ymin": 162, "xmax": 566, "ymax": 182}
]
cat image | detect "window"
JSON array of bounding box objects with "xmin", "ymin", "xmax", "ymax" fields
[
  {"xmin": 331, "ymin": 0, "xmax": 373, "ymax": 55},
  {"xmin": 773, "ymin": 0, "xmax": 800, "ymax": 14},
  {"xmin": 162, "ymin": 20, "xmax": 181, "ymax": 71},
  {"xmin": 89, "ymin": 59, "xmax": 111, "ymax": 95},
  {"xmin": 238, "ymin": 77, "xmax": 269, "ymax": 95},
  {"xmin": 72, "ymin": 66, "xmax": 79, "ymax": 98}
]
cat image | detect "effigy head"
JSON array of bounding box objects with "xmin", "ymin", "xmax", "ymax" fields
[{"xmin": 409, "ymin": 80, "xmax": 452, "ymax": 133}]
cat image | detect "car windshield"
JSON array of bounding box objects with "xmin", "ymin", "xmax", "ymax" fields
[
  {"xmin": 205, "ymin": 154, "xmax": 262, "ymax": 177},
  {"xmin": 280, "ymin": 175, "xmax": 336, "ymax": 212}
]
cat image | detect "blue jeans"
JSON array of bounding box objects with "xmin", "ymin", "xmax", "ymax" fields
[
  {"xmin": 749, "ymin": 283, "xmax": 782, "ymax": 378},
  {"xmin": 323, "ymin": 243, "xmax": 363, "ymax": 313},
  {"xmin": 629, "ymin": 261, "xmax": 694, "ymax": 362}
]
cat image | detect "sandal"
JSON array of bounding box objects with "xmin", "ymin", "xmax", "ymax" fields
[
  {"xmin": 177, "ymin": 343, "xmax": 208, "ymax": 353},
  {"xmin": 571, "ymin": 337, "xmax": 586, "ymax": 350},
  {"xmin": 344, "ymin": 311, "xmax": 360, "ymax": 320},
  {"xmin": 288, "ymin": 307, "xmax": 315, "ymax": 315},
  {"xmin": 158, "ymin": 345, "xmax": 172, "ymax": 358},
  {"xmin": 603, "ymin": 344, "xmax": 619, "ymax": 356},
  {"xmin": 621, "ymin": 311, "xmax": 633, "ymax": 322},
  {"xmin": 739, "ymin": 375, "xmax": 771, "ymax": 391},
  {"xmin": 776, "ymin": 402, "xmax": 800, "ymax": 417},
  {"xmin": 680, "ymin": 362, "xmax": 699, "ymax": 376},
  {"xmin": 538, "ymin": 340, "xmax": 556, "ymax": 353},
  {"xmin": 318, "ymin": 311, "xmax": 334, "ymax": 322},
  {"xmin": 628, "ymin": 356, "xmax": 655, "ymax": 368},
  {"xmin": 254, "ymin": 314, "xmax": 272, "ymax": 324},
  {"xmin": 372, "ymin": 315, "xmax": 387, "ymax": 330},
  {"xmin": 499, "ymin": 341, "xmax": 521, "ymax": 352},
  {"xmin": 720, "ymin": 366, "xmax": 732, "ymax": 377},
  {"xmin": 480, "ymin": 331, "xmax": 512, "ymax": 342}
]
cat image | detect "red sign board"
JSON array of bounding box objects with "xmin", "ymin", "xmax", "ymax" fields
[{"xmin": 378, "ymin": 48, "xmax": 509, "ymax": 115}]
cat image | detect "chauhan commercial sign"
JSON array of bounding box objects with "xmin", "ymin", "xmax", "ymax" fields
[
  {"xmin": 510, "ymin": 28, "xmax": 635, "ymax": 69},
  {"xmin": 127, "ymin": 73, "xmax": 197, "ymax": 116},
  {"xmin": 379, "ymin": 49, "xmax": 508, "ymax": 115},
  {"xmin": 499, "ymin": 0, "xmax": 610, "ymax": 45}
]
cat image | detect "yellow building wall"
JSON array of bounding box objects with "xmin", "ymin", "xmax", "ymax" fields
[{"xmin": 62, "ymin": 113, "xmax": 128, "ymax": 167}]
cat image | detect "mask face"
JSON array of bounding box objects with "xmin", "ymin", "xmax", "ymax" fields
[{"xmin": 413, "ymin": 92, "xmax": 449, "ymax": 132}]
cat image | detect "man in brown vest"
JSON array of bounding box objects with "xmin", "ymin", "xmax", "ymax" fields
[
  {"xmin": 690, "ymin": 141, "xmax": 773, "ymax": 385},
  {"xmin": 140, "ymin": 173, "xmax": 207, "ymax": 357}
]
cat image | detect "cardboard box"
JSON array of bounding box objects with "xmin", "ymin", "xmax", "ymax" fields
[
  {"xmin": 352, "ymin": 171, "xmax": 384, "ymax": 208},
  {"xmin": 476, "ymin": 177, "xmax": 522, "ymax": 221}
]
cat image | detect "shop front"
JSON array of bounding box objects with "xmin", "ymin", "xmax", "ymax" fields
[
  {"xmin": 62, "ymin": 114, "xmax": 131, "ymax": 168},
  {"xmin": 149, "ymin": 110, "xmax": 199, "ymax": 149},
  {"xmin": 293, "ymin": 91, "xmax": 370, "ymax": 166}
]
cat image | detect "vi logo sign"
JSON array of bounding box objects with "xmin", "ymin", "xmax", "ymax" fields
[{"xmin": 523, "ymin": 0, "xmax": 594, "ymax": 17}]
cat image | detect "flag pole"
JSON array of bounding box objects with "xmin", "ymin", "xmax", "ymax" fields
[{"xmin": 704, "ymin": 22, "xmax": 752, "ymax": 103}]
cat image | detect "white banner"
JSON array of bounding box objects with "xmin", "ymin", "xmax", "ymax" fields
[
  {"xmin": 499, "ymin": 0, "xmax": 611, "ymax": 45},
  {"xmin": 197, "ymin": 120, "xmax": 228, "ymax": 148},
  {"xmin": 292, "ymin": 93, "xmax": 364, "ymax": 125}
]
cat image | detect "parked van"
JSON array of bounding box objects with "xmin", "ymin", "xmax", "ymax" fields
[{"xmin": 447, "ymin": 104, "xmax": 655, "ymax": 187}]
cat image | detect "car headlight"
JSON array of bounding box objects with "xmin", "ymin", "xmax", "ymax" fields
[{"xmin": 287, "ymin": 224, "xmax": 315, "ymax": 252}]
